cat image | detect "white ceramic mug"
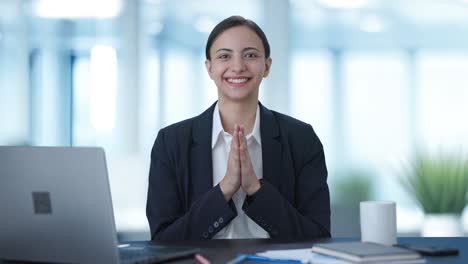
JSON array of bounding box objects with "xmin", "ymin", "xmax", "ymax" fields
[{"xmin": 360, "ymin": 201, "xmax": 397, "ymax": 245}]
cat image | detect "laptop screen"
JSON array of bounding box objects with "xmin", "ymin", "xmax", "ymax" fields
[{"xmin": 0, "ymin": 146, "xmax": 120, "ymax": 263}]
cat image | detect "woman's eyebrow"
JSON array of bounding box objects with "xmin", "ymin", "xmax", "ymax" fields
[
  {"xmin": 215, "ymin": 47, "xmax": 261, "ymax": 53},
  {"xmin": 215, "ymin": 48, "xmax": 233, "ymax": 53},
  {"xmin": 243, "ymin": 47, "xmax": 260, "ymax": 52}
]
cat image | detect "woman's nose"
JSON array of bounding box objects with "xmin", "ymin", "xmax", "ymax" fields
[{"xmin": 230, "ymin": 57, "xmax": 246, "ymax": 72}]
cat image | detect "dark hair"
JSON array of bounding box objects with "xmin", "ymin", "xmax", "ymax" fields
[{"xmin": 205, "ymin": 16, "xmax": 270, "ymax": 60}]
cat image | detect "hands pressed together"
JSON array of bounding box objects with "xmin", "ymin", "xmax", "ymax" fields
[{"xmin": 219, "ymin": 124, "xmax": 262, "ymax": 202}]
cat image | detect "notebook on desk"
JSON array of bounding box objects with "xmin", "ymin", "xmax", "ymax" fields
[
  {"xmin": 311, "ymin": 241, "xmax": 422, "ymax": 263},
  {"xmin": 0, "ymin": 146, "xmax": 198, "ymax": 264}
]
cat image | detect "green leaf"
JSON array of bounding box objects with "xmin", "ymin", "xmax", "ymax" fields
[{"xmin": 398, "ymin": 152, "xmax": 468, "ymax": 214}]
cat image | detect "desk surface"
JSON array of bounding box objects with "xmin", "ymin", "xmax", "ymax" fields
[
  {"xmin": 138, "ymin": 237, "xmax": 467, "ymax": 263},
  {"xmin": 1, "ymin": 237, "xmax": 465, "ymax": 263}
]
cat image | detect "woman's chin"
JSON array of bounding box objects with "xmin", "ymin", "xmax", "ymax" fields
[{"xmin": 221, "ymin": 91, "xmax": 257, "ymax": 102}]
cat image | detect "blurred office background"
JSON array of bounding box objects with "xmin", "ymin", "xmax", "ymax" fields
[{"xmin": 1, "ymin": 0, "xmax": 468, "ymax": 239}]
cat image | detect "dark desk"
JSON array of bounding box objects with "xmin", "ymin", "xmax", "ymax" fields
[
  {"xmin": 135, "ymin": 237, "xmax": 467, "ymax": 263},
  {"xmin": 1, "ymin": 237, "xmax": 465, "ymax": 263}
]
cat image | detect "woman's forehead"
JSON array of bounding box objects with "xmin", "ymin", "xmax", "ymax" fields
[{"xmin": 210, "ymin": 26, "xmax": 264, "ymax": 51}]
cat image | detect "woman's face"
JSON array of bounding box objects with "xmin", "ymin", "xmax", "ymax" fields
[{"xmin": 205, "ymin": 25, "xmax": 272, "ymax": 103}]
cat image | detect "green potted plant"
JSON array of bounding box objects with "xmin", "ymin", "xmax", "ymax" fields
[
  {"xmin": 399, "ymin": 152, "xmax": 468, "ymax": 236},
  {"xmin": 332, "ymin": 170, "xmax": 374, "ymax": 237}
]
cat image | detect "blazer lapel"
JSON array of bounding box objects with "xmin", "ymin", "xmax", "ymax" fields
[
  {"xmin": 190, "ymin": 102, "xmax": 216, "ymax": 198},
  {"xmin": 190, "ymin": 102, "xmax": 282, "ymax": 198},
  {"xmin": 259, "ymin": 103, "xmax": 282, "ymax": 189}
]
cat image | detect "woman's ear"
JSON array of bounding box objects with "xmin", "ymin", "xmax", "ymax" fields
[
  {"xmin": 263, "ymin": 57, "xmax": 272, "ymax": 78},
  {"xmin": 205, "ymin": 59, "xmax": 214, "ymax": 79}
]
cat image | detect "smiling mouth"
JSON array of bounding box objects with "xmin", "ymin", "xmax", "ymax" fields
[{"xmin": 226, "ymin": 77, "xmax": 250, "ymax": 84}]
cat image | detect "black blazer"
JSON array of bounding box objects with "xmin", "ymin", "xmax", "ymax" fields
[{"xmin": 146, "ymin": 102, "xmax": 330, "ymax": 241}]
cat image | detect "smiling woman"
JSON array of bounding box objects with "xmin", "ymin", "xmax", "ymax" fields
[
  {"xmin": 146, "ymin": 15, "xmax": 331, "ymax": 241},
  {"xmin": 205, "ymin": 25, "xmax": 271, "ymax": 107},
  {"xmin": 2, "ymin": 0, "xmax": 468, "ymax": 241}
]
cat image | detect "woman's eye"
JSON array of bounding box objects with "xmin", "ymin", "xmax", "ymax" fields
[
  {"xmin": 245, "ymin": 53, "xmax": 258, "ymax": 58},
  {"xmin": 218, "ymin": 54, "xmax": 229, "ymax": 59}
]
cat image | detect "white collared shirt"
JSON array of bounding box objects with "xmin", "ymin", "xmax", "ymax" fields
[{"xmin": 211, "ymin": 102, "xmax": 270, "ymax": 239}]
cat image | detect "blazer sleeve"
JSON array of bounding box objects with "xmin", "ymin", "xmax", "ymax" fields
[
  {"xmin": 146, "ymin": 129, "xmax": 237, "ymax": 241},
  {"xmin": 242, "ymin": 124, "xmax": 331, "ymax": 240}
]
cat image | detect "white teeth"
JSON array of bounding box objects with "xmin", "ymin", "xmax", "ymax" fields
[{"xmin": 227, "ymin": 78, "xmax": 248, "ymax": 84}]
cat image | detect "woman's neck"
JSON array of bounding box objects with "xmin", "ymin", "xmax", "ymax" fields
[{"xmin": 218, "ymin": 99, "xmax": 258, "ymax": 135}]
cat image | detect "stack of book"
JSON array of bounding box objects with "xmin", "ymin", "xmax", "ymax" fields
[{"xmin": 311, "ymin": 241, "xmax": 424, "ymax": 263}]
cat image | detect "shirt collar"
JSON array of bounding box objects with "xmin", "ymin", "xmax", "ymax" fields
[
  {"xmin": 211, "ymin": 102, "xmax": 261, "ymax": 149},
  {"xmin": 212, "ymin": 103, "xmax": 224, "ymax": 149},
  {"xmin": 251, "ymin": 106, "xmax": 262, "ymax": 145}
]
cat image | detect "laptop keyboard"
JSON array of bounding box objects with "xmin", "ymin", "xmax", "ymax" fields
[
  {"xmin": 119, "ymin": 245, "xmax": 199, "ymax": 264},
  {"xmin": 120, "ymin": 246, "xmax": 156, "ymax": 259}
]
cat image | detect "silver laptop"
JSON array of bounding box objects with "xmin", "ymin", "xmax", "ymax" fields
[{"xmin": 0, "ymin": 146, "xmax": 198, "ymax": 264}]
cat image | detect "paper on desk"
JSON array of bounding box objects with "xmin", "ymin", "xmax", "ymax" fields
[
  {"xmin": 257, "ymin": 248, "xmax": 426, "ymax": 264},
  {"xmin": 257, "ymin": 248, "xmax": 351, "ymax": 264}
]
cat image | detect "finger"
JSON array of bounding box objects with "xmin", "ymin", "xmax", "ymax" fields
[
  {"xmin": 235, "ymin": 124, "xmax": 241, "ymax": 148},
  {"xmin": 231, "ymin": 129, "xmax": 240, "ymax": 163},
  {"xmin": 237, "ymin": 124, "xmax": 244, "ymax": 148},
  {"xmin": 232, "ymin": 127, "xmax": 239, "ymax": 157},
  {"xmin": 238, "ymin": 129, "xmax": 244, "ymax": 159},
  {"xmin": 238, "ymin": 129, "xmax": 249, "ymax": 161},
  {"xmin": 231, "ymin": 124, "xmax": 237, "ymax": 137},
  {"xmin": 239, "ymin": 132, "xmax": 253, "ymax": 184},
  {"xmin": 222, "ymin": 126, "xmax": 241, "ymax": 198},
  {"xmin": 237, "ymin": 128, "xmax": 242, "ymax": 186},
  {"xmin": 230, "ymin": 124, "xmax": 239, "ymax": 149}
]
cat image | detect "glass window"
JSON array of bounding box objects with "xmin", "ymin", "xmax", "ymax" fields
[
  {"xmin": 139, "ymin": 51, "xmax": 160, "ymax": 153},
  {"xmin": 163, "ymin": 49, "xmax": 196, "ymax": 126},
  {"xmin": 30, "ymin": 49, "xmax": 73, "ymax": 146},
  {"xmin": 290, "ymin": 51, "xmax": 333, "ymax": 166},
  {"xmin": 72, "ymin": 45, "xmax": 118, "ymax": 147},
  {"xmin": 416, "ymin": 52, "xmax": 468, "ymax": 151},
  {"xmin": 344, "ymin": 52, "xmax": 412, "ymax": 167},
  {"xmin": 343, "ymin": 52, "xmax": 412, "ymax": 201},
  {"xmin": 72, "ymin": 56, "xmax": 93, "ymax": 145}
]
